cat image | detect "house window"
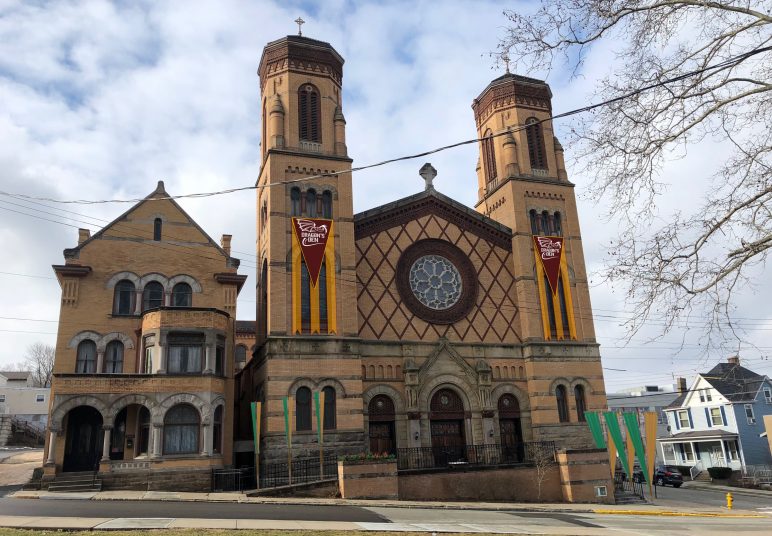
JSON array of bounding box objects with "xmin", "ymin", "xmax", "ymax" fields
[
  {"xmin": 662, "ymin": 443, "xmax": 675, "ymax": 462},
  {"xmin": 76, "ymin": 340, "xmax": 97, "ymax": 374},
  {"xmin": 144, "ymin": 346, "xmax": 153, "ymax": 374},
  {"xmin": 726, "ymin": 440, "xmax": 739, "ymax": 460},
  {"xmin": 744, "ymin": 404, "xmax": 755, "ymax": 425},
  {"xmin": 212, "ymin": 405, "xmax": 223, "ymax": 455},
  {"xmin": 525, "ymin": 117, "xmax": 547, "ymax": 170},
  {"xmin": 709, "ymin": 407, "xmax": 723, "ymax": 426},
  {"xmin": 172, "ymin": 282, "xmax": 192, "ymax": 307},
  {"xmin": 215, "ymin": 342, "xmax": 224, "ymax": 376},
  {"xmin": 163, "ymin": 404, "xmax": 199, "ymax": 455},
  {"xmin": 36, "ymin": 394, "xmax": 45, "ymax": 402},
  {"xmin": 153, "ymin": 218, "xmax": 162, "ymax": 241},
  {"xmin": 682, "ymin": 443, "xmax": 695, "ymax": 462},
  {"xmin": 290, "ymin": 187, "xmax": 301, "ymax": 216},
  {"xmin": 298, "ymin": 84, "xmax": 321, "ymax": 142},
  {"xmin": 657, "ymin": 410, "xmax": 667, "ymax": 425},
  {"xmin": 104, "ymin": 340, "xmax": 124, "ymax": 374},
  {"xmin": 556, "ymin": 384, "xmax": 569, "ymax": 423},
  {"xmin": 323, "ymin": 386, "xmax": 336, "ymax": 430},
  {"xmin": 167, "ymin": 334, "xmax": 204, "ymax": 374},
  {"xmin": 235, "ymin": 345, "xmax": 247, "ymax": 364},
  {"xmin": 699, "ymin": 389, "xmax": 712, "ymax": 402},
  {"xmin": 113, "ymin": 280, "xmax": 135, "ymax": 315},
  {"xmin": 296, "ymin": 387, "xmax": 312, "ymax": 431},
  {"xmin": 574, "ymin": 385, "xmax": 587, "ymax": 422},
  {"xmin": 677, "ymin": 410, "xmax": 690, "ymax": 428},
  {"xmin": 142, "ymin": 281, "xmax": 164, "ymax": 311},
  {"xmin": 306, "ymin": 188, "xmax": 317, "ymax": 217},
  {"xmin": 764, "ymin": 387, "xmax": 772, "ymax": 403}
]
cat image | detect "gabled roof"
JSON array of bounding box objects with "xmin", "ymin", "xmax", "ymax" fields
[
  {"xmin": 63, "ymin": 181, "xmax": 238, "ymax": 267},
  {"xmin": 666, "ymin": 392, "xmax": 687, "ymax": 409},
  {"xmin": 354, "ymin": 187, "xmax": 513, "ymax": 250},
  {"xmin": 704, "ymin": 362, "xmax": 766, "ymax": 403}
]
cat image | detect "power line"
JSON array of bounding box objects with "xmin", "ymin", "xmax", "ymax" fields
[{"xmin": 3, "ymin": 44, "xmax": 769, "ymax": 206}]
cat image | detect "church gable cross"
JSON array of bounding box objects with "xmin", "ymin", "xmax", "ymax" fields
[{"xmin": 294, "ymin": 17, "xmax": 305, "ymax": 36}]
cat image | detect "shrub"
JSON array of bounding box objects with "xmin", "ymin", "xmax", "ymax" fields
[
  {"xmin": 707, "ymin": 466, "xmax": 733, "ymax": 480},
  {"xmin": 674, "ymin": 465, "xmax": 692, "ymax": 478},
  {"xmin": 338, "ymin": 452, "xmax": 396, "ymax": 463}
]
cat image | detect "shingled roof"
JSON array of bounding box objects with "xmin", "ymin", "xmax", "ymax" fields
[{"xmin": 703, "ymin": 362, "xmax": 766, "ymax": 403}]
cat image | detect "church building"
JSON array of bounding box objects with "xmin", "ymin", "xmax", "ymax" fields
[{"xmin": 237, "ymin": 34, "xmax": 607, "ymax": 468}]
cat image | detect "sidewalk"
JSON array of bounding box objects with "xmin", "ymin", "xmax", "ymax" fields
[{"xmin": 9, "ymin": 489, "xmax": 766, "ymax": 518}]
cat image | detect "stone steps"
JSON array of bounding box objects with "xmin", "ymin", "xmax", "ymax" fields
[{"xmin": 46, "ymin": 472, "xmax": 102, "ymax": 493}]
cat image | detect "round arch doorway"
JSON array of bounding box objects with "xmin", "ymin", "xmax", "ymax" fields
[
  {"xmin": 498, "ymin": 394, "xmax": 523, "ymax": 462},
  {"xmin": 368, "ymin": 395, "xmax": 396, "ymax": 455},
  {"xmin": 63, "ymin": 406, "xmax": 103, "ymax": 472},
  {"xmin": 429, "ymin": 388, "xmax": 466, "ymax": 464}
]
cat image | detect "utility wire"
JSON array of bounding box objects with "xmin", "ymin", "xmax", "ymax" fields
[{"xmin": 2, "ymin": 44, "xmax": 769, "ymax": 205}]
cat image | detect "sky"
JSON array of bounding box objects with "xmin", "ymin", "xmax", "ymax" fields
[{"xmin": 1, "ymin": 0, "xmax": 770, "ymax": 391}]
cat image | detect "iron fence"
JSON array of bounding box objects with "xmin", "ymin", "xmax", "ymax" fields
[
  {"xmin": 396, "ymin": 441, "xmax": 555, "ymax": 471},
  {"xmin": 614, "ymin": 471, "xmax": 645, "ymax": 499},
  {"xmin": 212, "ymin": 452, "xmax": 338, "ymax": 491}
]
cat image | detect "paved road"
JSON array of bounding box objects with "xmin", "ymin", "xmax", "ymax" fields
[
  {"xmin": 652, "ymin": 484, "xmax": 772, "ymax": 511},
  {"xmin": 0, "ymin": 498, "xmax": 386, "ymax": 522}
]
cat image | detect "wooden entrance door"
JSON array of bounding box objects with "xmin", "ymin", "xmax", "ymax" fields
[
  {"xmin": 430, "ymin": 388, "xmax": 466, "ymax": 463},
  {"xmin": 368, "ymin": 395, "xmax": 396, "ymax": 455},
  {"xmin": 63, "ymin": 406, "xmax": 103, "ymax": 472},
  {"xmin": 498, "ymin": 394, "xmax": 523, "ymax": 461}
]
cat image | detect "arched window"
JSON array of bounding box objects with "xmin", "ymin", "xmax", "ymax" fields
[
  {"xmin": 113, "ymin": 280, "xmax": 135, "ymax": 315},
  {"xmin": 305, "ymin": 188, "xmax": 317, "ymax": 217},
  {"xmin": 525, "ymin": 118, "xmax": 547, "ymax": 170},
  {"xmin": 558, "ymin": 277, "xmax": 570, "ymax": 338},
  {"xmin": 556, "ymin": 385, "xmax": 569, "ymax": 423},
  {"xmin": 143, "ymin": 281, "xmax": 164, "ymax": 311},
  {"xmin": 163, "ymin": 404, "xmax": 199, "ymax": 455},
  {"xmin": 553, "ymin": 212, "xmax": 562, "ymax": 236},
  {"xmin": 574, "ymin": 385, "xmax": 587, "ymax": 422},
  {"xmin": 298, "ymin": 84, "xmax": 321, "ymax": 142},
  {"xmin": 319, "ymin": 260, "xmax": 327, "ymax": 332},
  {"xmin": 260, "ymin": 201, "xmax": 267, "ymax": 231},
  {"xmin": 529, "ymin": 210, "xmax": 539, "ymax": 235},
  {"xmin": 213, "ymin": 405, "xmax": 223, "ymax": 454},
  {"xmin": 104, "ymin": 340, "xmax": 124, "ymax": 373},
  {"xmin": 290, "ymin": 187, "xmax": 301, "ymax": 216},
  {"xmin": 321, "ymin": 190, "xmax": 332, "ymax": 218},
  {"xmin": 300, "ymin": 261, "xmax": 311, "ymax": 333},
  {"xmin": 153, "ymin": 218, "xmax": 162, "ymax": 241},
  {"xmin": 296, "ymin": 387, "xmax": 312, "ymax": 431},
  {"xmin": 76, "ymin": 340, "xmax": 96, "ymax": 374},
  {"xmin": 544, "ymin": 275, "xmax": 558, "ymax": 338},
  {"xmin": 235, "ymin": 345, "xmax": 247, "ymax": 364},
  {"xmin": 172, "ymin": 282, "xmax": 192, "ymax": 307},
  {"xmin": 481, "ymin": 129, "xmax": 497, "ymax": 184},
  {"xmin": 323, "ymin": 386, "xmax": 336, "ymax": 430},
  {"xmin": 542, "ymin": 210, "xmax": 552, "ymax": 234}
]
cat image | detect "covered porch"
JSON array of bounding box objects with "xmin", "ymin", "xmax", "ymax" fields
[{"xmin": 658, "ymin": 430, "xmax": 743, "ymax": 476}]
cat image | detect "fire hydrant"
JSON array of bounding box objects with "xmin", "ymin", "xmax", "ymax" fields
[{"xmin": 726, "ymin": 492, "xmax": 733, "ymax": 510}]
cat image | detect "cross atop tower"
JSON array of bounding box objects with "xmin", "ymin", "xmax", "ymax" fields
[
  {"xmin": 294, "ymin": 17, "xmax": 305, "ymax": 36},
  {"xmin": 501, "ymin": 52, "xmax": 511, "ymax": 74}
]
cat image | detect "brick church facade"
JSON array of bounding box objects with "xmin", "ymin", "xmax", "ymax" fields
[{"xmin": 44, "ymin": 33, "xmax": 607, "ymax": 492}]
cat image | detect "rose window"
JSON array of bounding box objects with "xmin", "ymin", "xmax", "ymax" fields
[{"xmin": 408, "ymin": 255, "xmax": 463, "ymax": 310}]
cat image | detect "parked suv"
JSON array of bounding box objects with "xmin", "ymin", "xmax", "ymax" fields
[{"xmin": 632, "ymin": 465, "xmax": 684, "ymax": 487}]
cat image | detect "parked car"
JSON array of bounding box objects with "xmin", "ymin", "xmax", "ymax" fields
[{"xmin": 631, "ymin": 465, "xmax": 683, "ymax": 487}]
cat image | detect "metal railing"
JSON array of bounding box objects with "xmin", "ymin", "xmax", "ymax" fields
[
  {"xmin": 689, "ymin": 460, "xmax": 704, "ymax": 480},
  {"xmin": 396, "ymin": 441, "xmax": 555, "ymax": 471},
  {"xmin": 614, "ymin": 471, "xmax": 645, "ymax": 499},
  {"xmin": 10, "ymin": 417, "xmax": 45, "ymax": 446},
  {"xmin": 212, "ymin": 467, "xmax": 255, "ymax": 492},
  {"xmin": 259, "ymin": 452, "xmax": 338, "ymax": 489}
]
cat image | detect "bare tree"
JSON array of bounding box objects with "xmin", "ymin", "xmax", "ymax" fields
[
  {"xmin": 527, "ymin": 442, "xmax": 556, "ymax": 500},
  {"xmin": 23, "ymin": 342, "xmax": 55, "ymax": 387},
  {"xmin": 498, "ymin": 2, "xmax": 772, "ymax": 345}
]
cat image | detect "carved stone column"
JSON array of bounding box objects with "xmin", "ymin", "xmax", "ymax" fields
[
  {"xmin": 101, "ymin": 425, "xmax": 113, "ymax": 462},
  {"xmin": 201, "ymin": 423, "xmax": 211, "ymax": 456},
  {"xmin": 96, "ymin": 350, "xmax": 105, "ymax": 374},
  {"xmin": 150, "ymin": 424, "xmax": 162, "ymax": 459},
  {"xmin": 46, "ymin": 429, "xmax": 59, "ymax": 465}
]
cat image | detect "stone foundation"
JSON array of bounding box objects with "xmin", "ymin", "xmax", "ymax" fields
[
  {"xmin": 100, "ymin": 468, "xmax": 212, "ymax": 491},
  {"xmin": 556, "ymin": 448, "xmax": 614, "ymax": 504},
  {"xmin": 338, "ymin": 460, "xmax": 398, "ymax": 499}
]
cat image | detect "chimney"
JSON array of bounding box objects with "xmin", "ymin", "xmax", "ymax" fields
[
  {"xmin": 727, "ymin": 355, "xmax": 740, "ymax": 366},
  {"xmin": 78, "ymin": 228, "xmax": 91, "ymax": 244},
  {"xmin": 220, "ymin": 234, "xmax": 232, "ymax": 256},
  {"xmin": 677, "ymin": 377, "xmax": 687, "ymax": 393}
]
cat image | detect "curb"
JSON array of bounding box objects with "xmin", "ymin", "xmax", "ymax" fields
[
  {"xmin": 682, "ymin": 484, "xmax": 772, "ymax": 499},
  {"xmin": 593, "ymin": 509, "xmax": 764, "ymax": 518}
]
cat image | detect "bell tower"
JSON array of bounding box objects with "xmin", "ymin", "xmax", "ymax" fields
[
  {"xmin": 472, "ymin": 73, "xmax": 595, "ymax": 344},
  {"xmin": 254, "ymin": 34, "xmax": 364, "ymax": 462},
  {"xmin": 256, "ymin": 35, "xmax": 358, "ymax": 341}
]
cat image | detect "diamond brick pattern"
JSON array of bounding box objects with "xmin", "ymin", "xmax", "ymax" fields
[{"xmin": 356, "ymin": 214, "xmax": 521, "ymax": 343}]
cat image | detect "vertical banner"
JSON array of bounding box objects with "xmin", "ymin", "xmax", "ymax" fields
[
  {"xmin": 292, "ymin": 218, "xmax": 333, "ymax": 286},
  {"xmin": 604, "ymin": 412, "xmax": 630, "ymax": 477},
  {"xmin": 250, "ymin": 401, "xmax": 261, "ymax": 489},
  {"xmin": 644, "ymin": 412, "xmax": 658, "ymax": 496},
  {"xmin": 533, "ymin": 235, "xmax": 564, "ymax": 295},
  {"xmin": 626, "ymin": 426, "xmax": 636, "ymax": 477},
  {"xmin": 282, "ymin": 396, "xmax": 294, "ymax": 485},
  {"xmin": 584, "ymin": 411, "xmax": 606, "ymax": 448},
  {"xmin": 314, "ymin": 391, "xmax": 326, "ymax": 478},
  {"xmin": 624, "ymin": 412, "xmax": 650, "ymax": 486},
  {"xmin": 607, "ymin": 434, "xmax": 617, "ymax": 480}
]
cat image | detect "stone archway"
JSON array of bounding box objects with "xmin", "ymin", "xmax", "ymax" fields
[{"xmin": 429, "ymin": 388, "xmax": 467, "ymax": 464}]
